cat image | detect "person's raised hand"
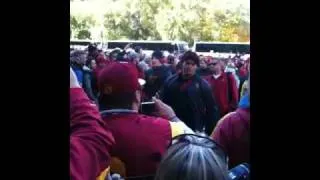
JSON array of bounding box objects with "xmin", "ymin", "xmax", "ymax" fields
[
  {"xmin": 70, "ymin": 67, "xmax": 80, "ymax": 88},
  {"xmin": 152, "ymin": 97, "xmax": 176, "ymax": 120}
]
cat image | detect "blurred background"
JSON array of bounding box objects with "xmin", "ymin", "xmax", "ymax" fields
[{"xmin": 70, "ymin": 0, "xmax": 250, "ymax": 46}]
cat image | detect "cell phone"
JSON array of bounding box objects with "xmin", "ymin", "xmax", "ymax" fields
[{"xmin": 140, "ymin": 101, "xmax": 155, "ymax": 115}]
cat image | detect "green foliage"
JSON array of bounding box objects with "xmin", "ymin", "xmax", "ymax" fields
[
  {"xmin": 70, "ymin": 0, "xmax": 250, "ymax": 43},
  {"xmin": 70, "ymin": 15, "xmax": 96, "ymax": 39}
]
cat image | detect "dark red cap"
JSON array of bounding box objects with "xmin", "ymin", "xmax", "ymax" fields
[{"xmin": 98, "ymin": 62, "xmax": 145, "ymax": 95}]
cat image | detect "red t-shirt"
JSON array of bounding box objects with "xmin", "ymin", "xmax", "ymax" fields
[{"xmin": 102, "ymin": 112, "xmax": 172, "ymax": 177}]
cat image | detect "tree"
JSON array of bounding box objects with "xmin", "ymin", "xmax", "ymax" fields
[
  {"xmin": 70, "ymin": 0, "xmax": 250, "ymax": 42},
  {"xmin": 70, "ymin": 15, "xmax": 96, "ymax": 39}
]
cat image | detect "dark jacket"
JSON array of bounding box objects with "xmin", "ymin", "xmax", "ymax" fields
[
  {"xmin": 82, "ymin": 66, "xmax": 97, "ymax": 102},
  {"xmin": 144, "ymin": 65, "xmax": 172, "ymax": 100},
  {"xmin": 160, "ymin": 74, "xmax": 220, "ymax": 135}
]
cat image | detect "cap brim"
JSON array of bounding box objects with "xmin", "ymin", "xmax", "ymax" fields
[{"xmin": 138, "ymin": 78, "xmax": 146, "ymax": 86}]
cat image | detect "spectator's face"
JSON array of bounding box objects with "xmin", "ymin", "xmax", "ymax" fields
[
  {"xmin": 199, "ymin": 60, "xmax": 207, "ymax": 69},
  {"xmin": 151, "ymin": 58, "xmax": 161, "ymax": 67},
  {"xmin": 76, "ymin": 54, "xmax": 87, "ymax": 65},
  {"xmin": 182, "ymin": 60, "xmax": 197, "ymax": 77},
  {"xmin": 90, "ymin": 60, "xmax": 97, "ymax": 69},
  {"xmin": 208, "ymin": 60, "xmax": 221, "ymax": 73}
]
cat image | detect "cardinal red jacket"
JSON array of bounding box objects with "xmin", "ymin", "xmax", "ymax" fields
[
  {"xmin": 70, "ymin": 88, "xmax": 115, "ymax": 180},
  {"xmin": 204, "ymin": 72, "xmax": 239, "ymax": 117}
]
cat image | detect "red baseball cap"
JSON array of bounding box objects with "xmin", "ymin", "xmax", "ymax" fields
[{"xmin": 98, "ymin": 61, "xmax": 146, "ymax": 95}]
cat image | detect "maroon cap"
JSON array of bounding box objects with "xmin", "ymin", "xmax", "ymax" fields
[{"xmin": 98, "ymin": 62, "xmax": 145, "ymax": 95}]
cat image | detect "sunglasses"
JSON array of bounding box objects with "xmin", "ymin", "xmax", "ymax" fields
[{"xmin": 169, "ymin": 133, "xmax": 228, "ymax": 163}]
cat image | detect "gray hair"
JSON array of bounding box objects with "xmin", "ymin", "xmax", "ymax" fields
[
  {"xmin": 155, "ymin": 134, "xmax": 229, "ymax": 180},
  {"xmin": 70, "ymin": 50, "xmax": 87, "ymax": 63}
]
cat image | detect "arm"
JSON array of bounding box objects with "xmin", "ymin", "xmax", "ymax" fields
[
  {"xmin": 201, "ymin": 80, "xmax": 220, "ymax": 135},
  {"xmin": 153, "ymin": 97, "xmax": 194, "ymax": 135},
  {"xmin": 70, "ymin": 68, "xmax": 115, "ymax": 180},
  {"xmin": 228, "ymin": 74, "xmax": 239, "ymax": 111}
]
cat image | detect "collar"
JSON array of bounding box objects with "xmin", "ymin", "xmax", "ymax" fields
[
  {"xmin": 213, "ymin": 73, "xmax": 222, "ymax": 79},
  {"xmin": 100, "ymin": 109, "xmax": 138, "ymax": 117}
]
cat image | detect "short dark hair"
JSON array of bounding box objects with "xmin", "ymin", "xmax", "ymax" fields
[
  {"xmin": 109, "ymin": 49, "xmax": 121, "ymax": 60},
  {"xmin": 152, "ymin": 50, "xmax": 164, "ymax": 60},
  {"xmin": 134, "ymin": 46, "xmax": 142, "ymax": 53},
  {"xmin": 99, "ymin": 92, "xmax": 136, "ymax": 110},
  {"xmin": 181, "ymin": 51, "xmax": 200, "ymax": 66},
  {"xmin": 155, "ymin": 134, "xmax": 229, "ymax": 180},
  {"xmin": 88, "ymin": 44, "xmax": 97, "ymax": 54}
]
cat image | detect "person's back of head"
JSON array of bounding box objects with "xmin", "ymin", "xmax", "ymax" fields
[
  {"xmin": 127, "ymin": 51, "xmax": 139, "ymax": 64},
  {"xmin": 135, "ymin": 46, "xmax": 142, "ymax": 54},
  {"xmin": 98, "ymin": 62, "xmax": 145, "ymax": 110},
  {"xmin": 155, "ymin": 133, "xmax": 229, "ymax": 180},
  {"xmin": 70, "ymin": 50, "xmax": 87, "ymax": 66},
  {"xmin": 88, "ymin": 44, "xmax": 98, "ymax": 56}
]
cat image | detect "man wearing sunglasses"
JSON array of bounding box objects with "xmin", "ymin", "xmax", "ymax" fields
[
  {"xmin": 97, "ymin": 61, "xmax": 193, "ymax": 179},
  {"xmin": 205, "ymin": 59, "xmax": 239, "ymax": 118}
]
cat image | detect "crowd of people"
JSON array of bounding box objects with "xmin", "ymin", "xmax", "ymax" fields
[{"xmin": 70, "ymin": 44, "xmax": 250, "ymax": 180}]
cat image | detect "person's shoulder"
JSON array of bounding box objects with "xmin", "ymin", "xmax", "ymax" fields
[
  {"xmin": 138, "ymin": 114, "xmax": 168, "ymax": 122},
  {"xmin": 199, "ymin": 76, "xmax": 211, "ymax": 87},
  {"xmin": 235, "ymin": 108, "xmax": 250, "ymax": 122},
  {"xmin": 136, "ymin": 114, "xmax": 171, "ymax": 129},
  {"xmin": 165, "ymin": 73, "xmax": 179, "ymax": 84},
  {"xmin": 146, "ymin": 68, "xmax": 153, "ymax": 73},
  {"xmin": 217, "ymin": 109, "xmax": 249, "ymax": 128}
]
